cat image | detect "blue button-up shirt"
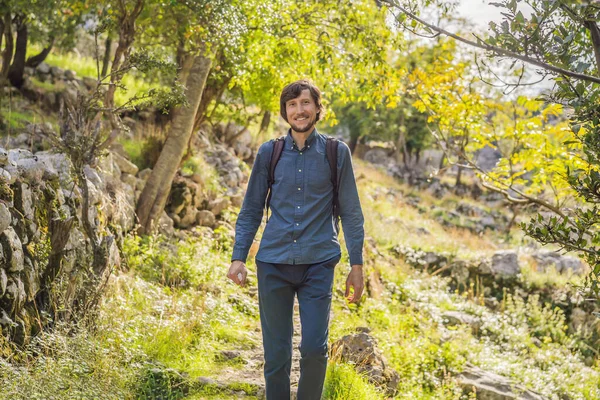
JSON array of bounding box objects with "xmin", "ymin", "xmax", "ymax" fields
[{"xmin": 232, "ymin": 128, "xmax": 364, "ymax": 266}]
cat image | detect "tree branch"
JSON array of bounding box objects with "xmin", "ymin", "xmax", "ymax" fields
[{"xmin": 380, "ymin": 0, "xmax": 600, "ymax": 84}]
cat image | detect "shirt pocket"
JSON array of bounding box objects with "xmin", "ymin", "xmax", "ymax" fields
[{"xmin": 308, "ymin": 151, "xmax": 331, "ymax": 191}]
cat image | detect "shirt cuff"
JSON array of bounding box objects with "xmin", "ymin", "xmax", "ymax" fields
[
  {"xmin": 231, "ymin": 248, "xmax": 249, "ymax": 263},
  {"xmin": 349, "ymin": 253, "xmax": 363, "ymax": 266}
]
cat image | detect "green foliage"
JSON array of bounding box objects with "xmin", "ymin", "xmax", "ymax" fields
[
  {"xmin": 137, "ymin": 364, "xmax": 190, "ymax": 400},
  {"xmin": 477, "ymin": 0, "xmax": 600, "ymax": 290},
  {"xmin": 122, "ymin": 234, "xmax": 220, "ymax": 288},
  {"xmin": 0, "ymin": 324, "xmax": 137, "ymax": 399},
  {"xmin": 323, "ymin": 362, "xmax": 386, "ymax": 400}
]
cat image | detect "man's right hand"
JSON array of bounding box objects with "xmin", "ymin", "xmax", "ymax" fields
[{"xmin": 227, "ymin": 260, "xmax": 247, "ymax": 287}]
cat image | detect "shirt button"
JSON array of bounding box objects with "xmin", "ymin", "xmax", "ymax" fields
[
  {"xmin": 299, "ymin": 169, "xmax": 302, "ymax": 172},
  {"xmin": 297, "ymin": 187, "xmax": 301, "ymax": 191},
  {"xmin": 296, "ymin": 223, "xmax": 299, "ymax": 226},
  {"xmin": 297, "ymin": 206, "xmax": 300, "ymax": 209},
  {"xmin": 300, "ymin": 152, "xmax": 303, "ymax": 155},
  {"xmin": 294, "ymin": 240, "xmax": 297, "ymax": 243}
]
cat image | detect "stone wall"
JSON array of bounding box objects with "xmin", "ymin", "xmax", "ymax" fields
[{"xmin": 0, "ymin": 147, "xmax": 136, "ymax": 343}]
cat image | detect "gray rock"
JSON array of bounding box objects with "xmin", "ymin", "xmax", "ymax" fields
[
  {"xmin": 442, "ymin": 311, "xmax": 481, "ymax": 332},
  {"xmin": 330, "ymin": 332, "xmax": 399, "ymax": 396},
  {"xmin": 97, "ymin": 153, "xmax": 121, "ymax": 180},
  {"xmin": 364, "ymin": 148, "xmax": 392, "ymax": 165},
  {"xmin": 209, "ymin": 197, "xmax": 231, "ymax": 216},
  {"xmin": 0, "ymin": 148, "xmax": 8, "ymax": 166},
  {"xmin": 64, "ymin": 69, "xmax": 77, "ymax": 80},
  {"xmin": 5, "ymin": 278, "xmax": 26, "ymax": 311},
  {"xmin": 84, "ymin": 165, "xmax": 104, "ymax": 189},
  {"xmin": 138, "ymin": 168, "xmax": 152, "ymax": 181},
  {"xmin": 63, "ymin": 87, "xmax": 78, "ymax": 104},
  {"xmin": 82, "ymin": 76, "xmax": 97, "ymax": 90},
  {"xmin": 218, "ymin": 350, "xmax": 244, "ymax": 361},
  {"xmin": 0, "ymin": 309, "xmax": 16, "ymax": 328},
  {"xmin": 112, "ymin": 152, "xmax": 139, "ymax": 176},
  {"xmin": 230, "ymin": 194, "xmax": 243, "ymax": 208},
  {"xmin": 50, "ymin": 66, "xmax": 64, "ymax": 77},
  {"xmin": 22, "ymin": 258, "xmax": 38, "ymax": 301},
  {"xmin": 0, "ymin": 203, "xmax": 11, "ymax": 233},
  {"xmin": 8, "ymin": 149, "xmax": 33, "ymax": 166},
  {"xmin": 37, "ymin": 62, "xmax": 51, "ymax": 75},
  {"xmin": 569, "ymin": 307, "xmax": 593, "ymax": 335},
  {"xmin": 13, "ymin": 183, "xmax": 34, "ymax": 221},
  {"xmin": 457, "ymin": 364, "xmax": 546, "ymax": 400},
  {"xmin": 490, "ymin": 250, "xmax": 520, "ymax": 277},
  {"xmin": 423, "ymin": 251, "xmax": 447, "ymax": 268},
  {"xmin": 475, "ymin": 145, "xmax": 502, "ymax": 172},
  {"xmin": 450, "ymin": 260, "xmax": 470, "ymax": 286},
  {"xmin": 178, "ymin": 208, "xmax": 199, "ymax": 229},
  {"xmin": 121, "ymin": 173, "xmax": 138, "ymax": 188},
  {"xmin": 0, "ymin": 167, "xmax": 13, "ymax": 184},
  {"xmin": 197, "ymin": 210, "xmax": 216, "ymax": 227},
  {"xmin": 1, "ymin": 227, "xmax": 24, "ymax": 272},
  {"xmin": 158, "ymin": 211, "xmax": 175, "ymax": 236},
  {"xmin": 24, "ymin": 66, "xmax": 34, "ymax": 77},
  {"xmin": 16, "ymin": 156, "xmax": 49, "ymax": 183},
  {"xmin": 532, "ymin": 251, "xmax": 585, "ymax": 275},
  {"xmin": 0, "ymin": 268, "xmax": 7, "ymax": 296},
  {"xmin": 170, "ymin": 186, "xmax": 192, "ymax": 215},
  {"xmin": 480, "ymin": 216, "xmax": 496, "ymax": 230}
]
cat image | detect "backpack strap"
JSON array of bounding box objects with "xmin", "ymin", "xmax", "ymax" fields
[
  {"xmin": 265, "ymin": 136, "xmax": 285, "ymax": 222},
  {"xmin": 325, "ymin": 137, "xmax": 340, "ymax": 231}
]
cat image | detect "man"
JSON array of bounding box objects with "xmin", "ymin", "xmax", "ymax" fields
[{"xmin": 228, "ymin": 79, "xmax": 365, "ymax": 400}]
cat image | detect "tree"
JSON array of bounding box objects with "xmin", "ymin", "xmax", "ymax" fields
[
  {"xmin": 0, "ymin": 0, "xmax": 84, "ymax": 88},
  {"xmin": 382, "ymin": 0, "xmax": 600, "ymax": 291},
  {"xmin": 135, "ymin": 0, "xmax": 406, "ymax": 232},
  {"xmin": 136, "ymin": 54, "xmax": 211, "ymax": 234}
]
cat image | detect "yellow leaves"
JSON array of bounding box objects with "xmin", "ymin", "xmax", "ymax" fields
[{"xmin": 541, "ymin": 103, "xmax": 563, "ymax": 120}]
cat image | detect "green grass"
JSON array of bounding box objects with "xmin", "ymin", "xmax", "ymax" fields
[
  {"xmin": 28, "ymin": 46, "xmax": 164, "ymax": 107},
  {"xmin": 1, "ymin": 152, "xmax": 598, "ymax": 400},
  {"xmin": 323, "ymin": 362, "xmax": 386, "ymax": 400}
]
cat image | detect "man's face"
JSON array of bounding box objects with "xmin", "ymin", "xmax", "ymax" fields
[{"xmin": 285, "ymin": 89, "xmax": 317, "ymax": 134}]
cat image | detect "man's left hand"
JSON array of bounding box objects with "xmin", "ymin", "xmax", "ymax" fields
[{"xmin": 345, "ymin": 265, "xmax": 364, "ymax": 303}]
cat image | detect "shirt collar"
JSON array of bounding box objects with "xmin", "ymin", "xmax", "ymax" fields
[{"xmin": 285, "ymin": 128, "xmax": 318, "ymax": 150}]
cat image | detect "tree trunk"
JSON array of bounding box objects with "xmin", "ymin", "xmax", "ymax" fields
[
  {"xmin": 584, "ymin": 20, "xmax": 600, "ymax": 74},
  {"xmin": 8, "ymin": 16, "xmax": 27, "ymax": 88},
  {"xmin": 136, "ymin": 55, "xmax": 212, "ymax": 234},
  {"xmin": 25, "ymin": 39, "xmax": 54, "ymax": 68},
  {"xmin": 455, "ymin": 162, "xmax": 463, "ymax": 187},
  {"xmin": 505, "ymin": 204, "xmax": 519, "ymax": 234},
  {"xmin": 177, "ymin": 49, "xmax": 195, "ymax": 85},
  {"xmin": 104, "ymin": 0, "xmax": 145, "ymax": 110},
  {"xmin": 258, "ymin": 110, "xmax": 271, "ymax": 135},
  {"xmin": 192, "ymin": 78, "xmax": 229, "ymax": 131},
  {"xmin": 348, "ymin": 133, "xmax": 358, "ymax": 154},
  {"xmin": 0, "ymin": 17, "xmax": 4, "ymax": 53},
  {"xmin": 101, "ymin": 36, "xmax": 112, "ymax": 78},
  {"xmin": 1, "ymin": 13, "xmax": 13, "ymax": 80}
]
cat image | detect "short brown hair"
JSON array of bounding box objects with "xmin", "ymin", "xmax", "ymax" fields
[{"xmin": 279, "ymin": 79, "xmax": 324, "ymax": 123}]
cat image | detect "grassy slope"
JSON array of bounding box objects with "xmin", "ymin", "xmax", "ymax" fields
[
  {"xmin": 0, "ymin": 50, "xmax": 597, "ymax": 398},
  {"xmin": 1, "ymin": 158, "xmax": 597, "ymax": 400}
]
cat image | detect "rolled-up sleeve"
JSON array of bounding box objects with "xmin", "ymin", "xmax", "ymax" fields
[
  {"xmin": 231, "ymin": 143, "xmax": 271, "ymax": 262},
  {"xmin": 337, "ymin": 142, "xmax": 365, "ymax": 265}
]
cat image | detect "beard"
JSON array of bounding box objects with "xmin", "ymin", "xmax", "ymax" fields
[{"xmin": 289, "ymin": 114, "xmax": 316, "ymax": 133}]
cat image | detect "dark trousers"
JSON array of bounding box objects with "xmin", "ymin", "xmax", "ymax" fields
[{"xmin": 256, "ymin": 255, "xmax": 340, "ymax": 400}]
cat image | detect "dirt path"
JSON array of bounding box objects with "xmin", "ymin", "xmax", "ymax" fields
[{"xmin": 198, "ymin": 299, "xmax": 304, "ymax": 399}]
